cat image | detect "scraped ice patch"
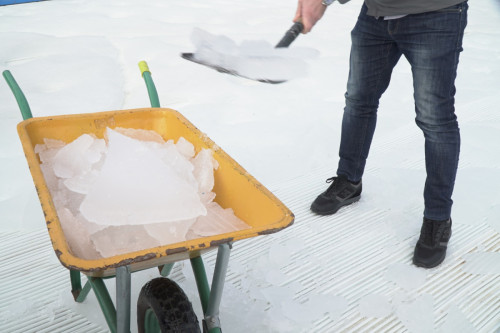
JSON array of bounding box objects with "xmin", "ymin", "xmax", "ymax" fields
[
  {"xmin": 485, "ymin": 204, "xmax": 500, "ymax": 234},
  {"xmin": 190, "ymin": 28, "xmax": 318, "ymax": 82},
  {"xmin": 440, "ymin": 305, "xmax": 476, "ymax": 333},
  {"xmin": 394, "ymin": 294, "xmax": 435, "ymax": 333},
  {"xmin": 269, "ymin": 242, "xmax": 293, "ymax": 266},
  {"xmin": 461, "ymin": 252, "xmax": 500, "ymax": 275},
  {"xmin": 37, "ymin": 128, "xmax": 250, "ymax": 258},
  {"xmin": 280, "ymin": 293, "xmax": 347, "ymax": 324},
  {"xmin": 358, "ymin": 294, "xmax": 392, "ymax": 318},
  {"xmin": 308, "ymin": 293, "xmax": 348, "ymax": 322},
  {"xmin": 265, "ymin": 268, "xmax": 289, "ymax": 285},
  {"xmin": 385, "ymin": 263, "xmax": 428, "ymax": 291}
]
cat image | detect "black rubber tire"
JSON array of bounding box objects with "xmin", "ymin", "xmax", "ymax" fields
[{"xmin": 137, "ymin": 277, "xmax": 201, "ymax": 333}]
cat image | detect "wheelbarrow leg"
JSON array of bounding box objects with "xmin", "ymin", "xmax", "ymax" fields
[
  {"xmin": 158, "ymin": 263, "xmax": 175, "ymax": 277},
  {"xmin": 70, "ymin": 270, "xmax": 92, "ymax": 302},
  {"xmin": 116, "ymin": 265, "xmax": 131, "ymax": 333},
  {"xmin": 191, "ymin": 243, "xmax": 232, "ymax": 333},
  {"xmin": 89, "ymin": 277, "xmax": 117, "ymax": 333},
  {"xmin": 70, "ymin": 270, "xmax": 82, "ymax": 300}
]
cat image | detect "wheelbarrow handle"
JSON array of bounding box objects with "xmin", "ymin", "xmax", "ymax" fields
[
  {"xmin": 2, "ymin": 70, "xmax": 33, "ymax": 120},
  {"xmin": 138, "ymin": 61, "xmax": 161, "ymax": 108},
  {"xmin": 275, "ymin": 21, "xmax": 304, "ymax": 48}
]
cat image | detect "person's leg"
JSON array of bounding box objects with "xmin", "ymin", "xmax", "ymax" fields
[
  {"xmin": 337, "ymin": 5, "xmax": 402, "ymax": 183},
  {"xmin": 395, "ymin": 2, "xmax": 468, "ymax": 268},
  {"xmin": 398, "ymin": 2, "xmax": 468, "ymax": 221},
  {"xmin": 311, "ymin": 4, "xmax": 401, "ymax": 215}
]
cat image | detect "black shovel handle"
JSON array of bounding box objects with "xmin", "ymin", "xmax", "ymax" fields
[{"xmin": 275, "ymin": 21, "xmax": 304, "ymax": 48}]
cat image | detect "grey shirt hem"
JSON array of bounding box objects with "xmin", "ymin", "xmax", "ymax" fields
[{"xmin": 337, "ymin": 0, "xmax": 466, "ymax": 17}]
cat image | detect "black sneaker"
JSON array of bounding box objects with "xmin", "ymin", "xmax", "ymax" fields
[
  {"xmin": 310, "ymin": 175, "xmax": 362, "ymax": 215},
  {"xmin": 413, "ymin": 218, "xmax": 452, "ymax": 268}
]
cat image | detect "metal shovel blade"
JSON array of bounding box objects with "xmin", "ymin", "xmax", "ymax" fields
[{"xmin": 181, "ymin": 22, "xmax": 304, "ymax": 84}]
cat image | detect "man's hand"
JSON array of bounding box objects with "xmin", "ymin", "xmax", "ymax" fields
[{"xmin": 294, "ymin": 0, "xmax": 327, "ymax": 34}]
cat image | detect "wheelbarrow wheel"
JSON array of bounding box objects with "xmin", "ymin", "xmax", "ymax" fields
[{"xmin": 137, "ymin": 277, "xmax": 201, "ymax": 333}]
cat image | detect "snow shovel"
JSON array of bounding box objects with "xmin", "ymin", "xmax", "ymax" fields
[{"xmin": 181, "ymin": 21, "xmax": 304, "ymax": 84}]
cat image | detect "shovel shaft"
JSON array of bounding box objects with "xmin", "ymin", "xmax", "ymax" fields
[{"xmin": 275, "ymin": 21, "xmax": 304, "ymax": 48}]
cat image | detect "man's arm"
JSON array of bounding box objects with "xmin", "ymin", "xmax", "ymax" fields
[
  {"xmin": 294, "ymin": 0, "xmax": 351, "ymax": 33},
  {"xmin": 294, "ymin": 0, "xmax": 328, "ymax": 33}
]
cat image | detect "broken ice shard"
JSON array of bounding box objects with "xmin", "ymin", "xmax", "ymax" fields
[{"xmin": 80, "ymin": 128, "xmax": 206, "ymax": 225}]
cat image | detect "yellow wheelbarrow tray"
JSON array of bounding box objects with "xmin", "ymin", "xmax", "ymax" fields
[
  {"xmin": 5, "ymin": 62, "xmax": 294, "ymax": 333},
  {"xmin": 17, "ymin": 107, "xmax": 294, "ymax": 276}
]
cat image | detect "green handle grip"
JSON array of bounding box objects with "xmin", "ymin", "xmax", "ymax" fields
[
  {"xmin": 138, "ymin": 61, "xmax": 160, "ymax": 108},
  {"xmin": 2, "ymin": 70, "xmax": 33, "ymax": 120}
]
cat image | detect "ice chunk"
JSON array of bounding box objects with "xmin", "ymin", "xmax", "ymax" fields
[
  {"xmin": 157, "ymin": 143, "xmax": 198, "ymax": 190},
  {"xmin": 192, "ymin": 148, "xmax": 219, "ymax": 200},
  {"xmin": 90, "ymin": 224, "xmax": 162, "ymax": 258},
  {"xmin": 52, "ymin": 134, "xmax": 105, "ymax": 178},
  {"xmin": 175, "ymin": 137, "xmax": 195, "ymax": 158},
  {"xmin": 113, "ymin": 126, "xmax": 165, "ymax": 143},
  {"xmin": 143, "ymin": 219, "xmax": 197, "ymax": 246},
  {"xmin": 385, "ymin": 263, "xmax": 427, "ymax": 291},
  {"xmin": 57, "ymin": 207, "xmax": 101, "ymax": 259},
  {"xmin": 190, "ymin": 28, "xmax": 318, "ymax": 82},
  {"xmin": 63, "ymin": 168, "xmax": 101, "ymax": 194},
  {"xmin": 80, "ymin": 129, "xmax": 206, "ymax": 225},
  {"xmin": 461, "ymin": 252, "xmax": 500, "ymax": 275},
  {"xmin": 190, "ymin": 201, "xmax": 250, "ymax": 237},
  {"xmin": 35, "ymin": 138, "xmax": 65, "ymax": 164},
  {"xmin": 358, "ymin": 294, "xmax": 392, "ymax": 318}
]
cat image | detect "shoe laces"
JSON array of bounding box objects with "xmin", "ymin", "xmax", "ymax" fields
[
  {"xmin": 325, "ymin": 176, "xmax": 347, "ymax": 196},
  {"xmin": 420, "ymin": 219, "xmax": 449, "ymax": 246}
]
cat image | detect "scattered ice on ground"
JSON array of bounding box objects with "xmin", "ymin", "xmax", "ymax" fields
[
  {"xmin": 190, "ymin": 28, "xmax": 318, "ymax": 82},
  {"xmin": 384, "ymin": 212, "xmax": 421, "ymax": 241},
  {"xmin": 308, "ymin": 293, "xmax": 348, "ymax": 322},
  {"xmin": 265, "ymin": 267, "xmax": 289, "ymax": 285},
  {"xmin": 461, "ymin": 252, "xmax": 500, "ymax": 275},
  {"xmin": 358, "ymin": 293, "xmax": 393, "ymax": 318},
  {"xmin": 394, "ymin": 293, "xmax": 435, "ymax": 333},
  {"xmin": 269, "ymin": 242, "xmax": 293, "ymax": 266},
  {"xmin": 439, "ymin": 305, "xmax": 476, "ymax": 333},
  {"xmin": 485, "ymin": 204, "xmax": 500, "ymax": 234},
  {"xmin": 385, "ymin": 262, "xmax": 428, "ymax": 291},
  {"xmin": 37, "ymin": 128, "xmax": 250, "ymax": 258}
]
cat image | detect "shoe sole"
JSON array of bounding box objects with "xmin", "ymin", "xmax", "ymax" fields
[
  {"xmin": 311, "ymin": 196, "xmax": 361, "ymax": 216},
  {"xmin": 412, "ymin": 255, "xmax": 446, "ymax": 269}
]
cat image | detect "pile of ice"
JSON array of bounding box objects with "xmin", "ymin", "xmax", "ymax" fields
[
  {"xmin": 190, "ymin": 28, "xmax": 319, "ymax": 82},
  {"xmin": 35, "ymin": 127, "xmax": 250, "ymax": 259}
]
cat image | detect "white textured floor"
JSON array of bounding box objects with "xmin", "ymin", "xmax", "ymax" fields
[{"xmin": 1, "ymin": 0, "xmax": 500, "ymax": 332}]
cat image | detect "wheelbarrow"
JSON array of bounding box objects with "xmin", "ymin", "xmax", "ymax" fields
[{"xmin": 3, "ymin": 61, "xmax": 294, "ymax": 332}]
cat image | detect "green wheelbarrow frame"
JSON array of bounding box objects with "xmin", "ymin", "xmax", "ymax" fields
[{"xmin": 3, "ymin": 62, "xmax": 294, "ymax": 333}]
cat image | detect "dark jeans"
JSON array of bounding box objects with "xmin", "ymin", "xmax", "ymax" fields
[{"xmin": 337, "ymin": 2, "xmax": 468, "ymax": 220}]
